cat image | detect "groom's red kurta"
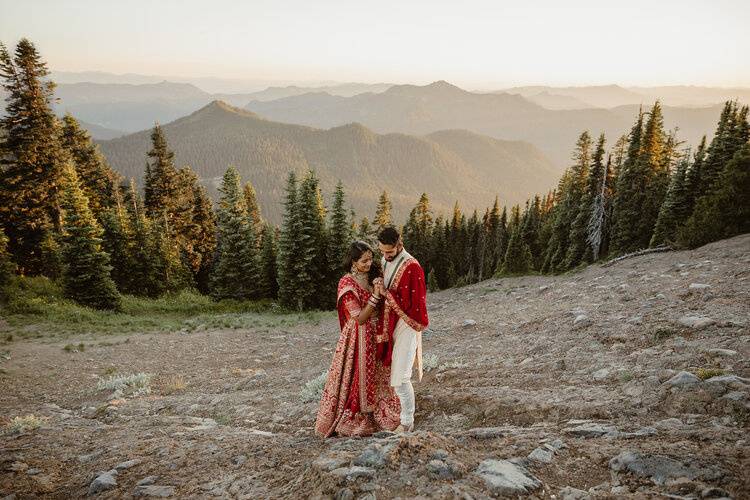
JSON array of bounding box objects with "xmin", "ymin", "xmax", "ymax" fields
[{"xmin": 378, "ymin": 257, "xmax": 429, "ymax": 365}]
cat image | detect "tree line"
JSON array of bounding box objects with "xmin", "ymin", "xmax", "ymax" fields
[{"xmin": 1, "ymin": 38, "xmax": 748, "ymax": 311}]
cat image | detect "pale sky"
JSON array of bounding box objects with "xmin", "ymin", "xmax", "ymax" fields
[{"xmin": 2, "ymin": 0, "xmax": 749, "ymax": 88}]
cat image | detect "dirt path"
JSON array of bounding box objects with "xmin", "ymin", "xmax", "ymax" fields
[{"xmin": 1, "ymin": 234, "xmax": 749, "ymax": 498}]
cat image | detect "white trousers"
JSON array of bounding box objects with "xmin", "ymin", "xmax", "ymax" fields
[
  {"xmin": 390, "ymin": 319, "xmax": 418, "ymax": 426},
  {"xmin": 390, "ymin": 319, "xmax": 418, "ymax": 387}
]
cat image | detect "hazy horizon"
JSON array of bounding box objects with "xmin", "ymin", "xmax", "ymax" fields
[{"xmin": 2, "ymin": 0, "xmax": 749, "ymax": 89}]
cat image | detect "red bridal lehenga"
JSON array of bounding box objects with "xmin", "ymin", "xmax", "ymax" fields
[{"xmin": 314, "ymin": 274, "xmax": 401, "ymax": 437}]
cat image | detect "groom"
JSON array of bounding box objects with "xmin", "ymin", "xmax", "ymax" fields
[{"xmin": 376, "ymin": 226, "xmax": 428, "ymax": 432}]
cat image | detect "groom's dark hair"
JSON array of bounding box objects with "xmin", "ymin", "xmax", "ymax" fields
[{"xmin": 377, "ymin": 226, "xmax": 400, "ymax": 245}]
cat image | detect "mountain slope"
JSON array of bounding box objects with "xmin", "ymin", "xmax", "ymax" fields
[
  {"xmin": 244, "ymin": 82, "xmax": 629, "ymax": 166},
  {"xmin": 98, "ymin": 101, "xmax": 558, "ymax": 223}
]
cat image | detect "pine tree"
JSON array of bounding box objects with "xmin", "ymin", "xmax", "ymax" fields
[
  {"xmin": 210, "ymin": 166, "xmax": 261, "ymax": 300},
  {"xmin": 357, "ymin": 217, "xmax": 372, "ymax": 241},
  {"xmin": 327, "ymin": 181, "xmax": 351, "ymax": 303},
  {"xmin": 144, "ymin": 124, "xmax": 180, "ymax": 217},
  {"xmin": 0, "ymin": 39, "xmax": 66, "ymax": 274},
  {"xmin": 587, "ymin": 154, "xmax": 612, "ymax": 261},
  {"xmin": 650, "ymin": 150, "xmax": 692, "ymax": 247},
  {"xmin": 187, "ymin": 180, "xmax": 217, "ymax": 292},
  {"xmin": 60, "ymin": 114, "xmax": 119, "ymax": 219},
  {"xmin": 150, "ymin": 211, "xmax": 194, "ymax": 294},
  {"xmin": 677, "ymin": 143, "xmax": 750, "ymax": 248},
  {"xmin": 428, "ymin": 216, "xmax": 449, "ymax": 288},
  {"xmin": 566, "ymin": 133, "xmax": 604, "ymax": 267},
  {"xmin": 496, "ymin": 206, "xmax": 509, "ymax": 270},
  {"xmin": 697, "ymin": 102, "xmax": 737, "ymax": 198},
  {"xmin": 544, "ymin": 132, "xmax": 591, "ymax": 271},
  {"xmin": 501, "ymin": 205, "xmax": 532, "ymax": 274},
  {"xmin": 124, "ymin": 182, "xmax": 169, "ymax": 297},
  {"xmin": 402, "ymin": 193, "xmax": 433, "ymax": 268},
  {"xmin": 295, "ymin": 171, "xmax": 329, "ymax": 310},
  {"xmin": 277, "ymin": 172, "xmax": 302, "ymax": 308},
  {"xmin": 39, "ymin": 230, "xmax": 63, "ymax": 279},
  {"xmin": 0, "ymin": 226, "xmax": 16, "ymax": 289},
  {"xmin": 258, "ymin": 224, "xmax": 279, "ymax": 299},
  {"xmin": 520, "ymin": 195, "xmax": 543, "ymax": 270},
  {"xmin": 481, "ymin": 198, "xmax": 502, "ymax": 278},
  {"xmin": 373, "ymin": 190, "xmax": 393, "ymax": 229},
  {"xmin": 100, "ymin": 189, "xmax": 133, "ymax": 292},
  {"xmin": 683, "ymin": 136, "xmax": 707, "ymax": 217},
  {"xmin": 427, "ymin": 267, "xmax": 439, "ymax": 293},
  {"xmin": 58, "ymin": 163, "xmax": 121, "ymax": 310},
  {"xmin": 243, "ymin": 181, "xmax": 264, "ymax": 238},
  {"xmin": 610, "ymin": 110, "xmax": 645, "ymax": 255},
  {"xmin": 464, "ymin": 210, "xmax": 481, "ymax": 283}
]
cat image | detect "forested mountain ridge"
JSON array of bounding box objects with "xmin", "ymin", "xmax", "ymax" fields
[{"xmin": 98, "ymin": 100, "xmax": 559, "ymax": 222}]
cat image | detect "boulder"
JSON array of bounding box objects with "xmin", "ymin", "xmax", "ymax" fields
[{"xmin": 474, "ymin": 459, "xmax": 541, "ymax": 495}]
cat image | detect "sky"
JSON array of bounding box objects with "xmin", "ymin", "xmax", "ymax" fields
[{"xmin": 2, "ymin": 0, "xmax": 749, "ymax": 89}]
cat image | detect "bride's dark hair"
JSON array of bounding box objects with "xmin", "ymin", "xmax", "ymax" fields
[{"xmin": 345, "ymin": 240, "xmax": 382, "ymax": 284}]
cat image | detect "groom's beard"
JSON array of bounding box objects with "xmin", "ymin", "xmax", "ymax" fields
[{"xmin": 384, "ymin": 247, "xmax": 403, "ymax": 262}]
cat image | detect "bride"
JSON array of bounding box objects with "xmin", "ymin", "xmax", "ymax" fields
[{"xmin": 315, "ymin": 240, "xmax": 400, "ymax": 437}]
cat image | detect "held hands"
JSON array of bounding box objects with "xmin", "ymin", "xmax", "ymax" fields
[
  {"xmin": 373, "ymin": 280, "xmax": 386, "ymax": 298},
  {"xmin": 367, "ymin": 278, "xmax": 385, "ymax": 308}
]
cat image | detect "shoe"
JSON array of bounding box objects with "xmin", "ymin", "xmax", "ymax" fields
[{"xmin": 394, "ymin": 423, "xmax": 414, "ymax": 433}]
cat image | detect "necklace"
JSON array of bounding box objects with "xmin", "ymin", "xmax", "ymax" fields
[{"xmin": 350, "ymin": 268, "xmax": 371, "ymax": 291}]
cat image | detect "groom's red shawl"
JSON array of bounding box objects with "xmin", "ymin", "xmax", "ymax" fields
[{"xmin": 377, "ymin": 258, "xmax": 429, "ymax": 364}]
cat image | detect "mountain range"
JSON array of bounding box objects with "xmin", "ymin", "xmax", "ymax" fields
[
  {"xmin": 245, "ymin": 81, "xmax": 727, "ymax": 166},
  {"xmin": 47, "ymin": 81, "xmax": 393, "ymax": 135},
  {"xmin": 502, "ymin": 84, "xmax": 750, "ymax": 109},
  {"xmin": 97, "ymin": 101, "xmax": 559, "ymax": 223}
]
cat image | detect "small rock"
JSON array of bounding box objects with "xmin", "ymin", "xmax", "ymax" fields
[
  {"xmin": 619, "ymin": 426, "xmax": 657, "ymax": 439},
  {"xmin": 313, "ymin": 455, "xmax": 350, "ymax": 472},
  {"xmin": 475, "ymin": 459, "xmax": 541, "ymax": 496},
  {"xmin": 426, "ymin": 459, "xmax": 463, "ymax": 480},
  {"xmin": 592, "ymin": 368, "xmax": 610, "ymax": 381},
  {"xmin": 89, "ymin": 472, "xmax": 117, "ymax": 495},
  {"xmin": 689, "ymin": 283, "xmax": 711, "ymax": 290},
  {"xmin": 334, "ymin": 489, "xmax": 354, "ymax": 500},
  {"xmin": 564, "ymin": 422, "xmax": 618, "ymax": 438},
  {"xmin": 462, "ymin": 319, "xmax": 477, "ymax": 327},
  {"xmin": 611, "ymin": 485, "xmax": 630, "ymax": 494},
  {"xmin": 609, "ymin": 450, "xmax": 723, "ymax": 485},
  {"xmin": 527, "ymin": 447, "xmax": 553, "ymax": 463},
  {"xmin": 573, "ymin": 314, "xmax": 590, "ymax": 327},
  {"xmin": 706, "ymin": 348, "xmax": 738, "ymax": 357},
  {"xmin": 664, "ymin": 371, "xmax": 701, "ymax": 386},
  {"xmin": 559, "ymin": 486, "xmax": 591, "ymax": 499},
  {"xmin": 132, "ymin": 485, "xmax": 175, "ymax": 498},
  {"xmin": 25, "ymin": 468, "xmax": 40, "ymax": 475},
  {"xmin": 701, "ymin": 486, "xmax": 731, "ymax": 498},
  {"xmin": 231, "ymin": 455, "xmax": 246, "ymax": 466},
  {"xmin": 678, "ymin": 315, "xmax": 716, "ymax": 329},
  {"xmin": 547, "ymin": 438, "xmax": 566, "ymax": 450},
  {"xmin": 137, "ymin": 476, "xmax": 159, "ymax": 486},
  {"xmin": 705, "ymin": 374, "xmax": 750, "ymax": 388},
  {"xmin": 353, "ymin": 442, "xmax": 395, "ymax": 468},
  {"xmin": 330, "ymin": 466, "xmax": 376, "ymax": 481},
  {"xmin": 431, "ymin": 449, "xmax": 449, "ymax": 461},
  {"xmin": 114, "ymin": 458, "xmax": 141, "ymax": 471}
]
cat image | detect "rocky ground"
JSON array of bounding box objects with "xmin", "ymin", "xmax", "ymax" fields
[{"xmin": 1, "ymin": 234, "xmax": 749, "ymax": 499}]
